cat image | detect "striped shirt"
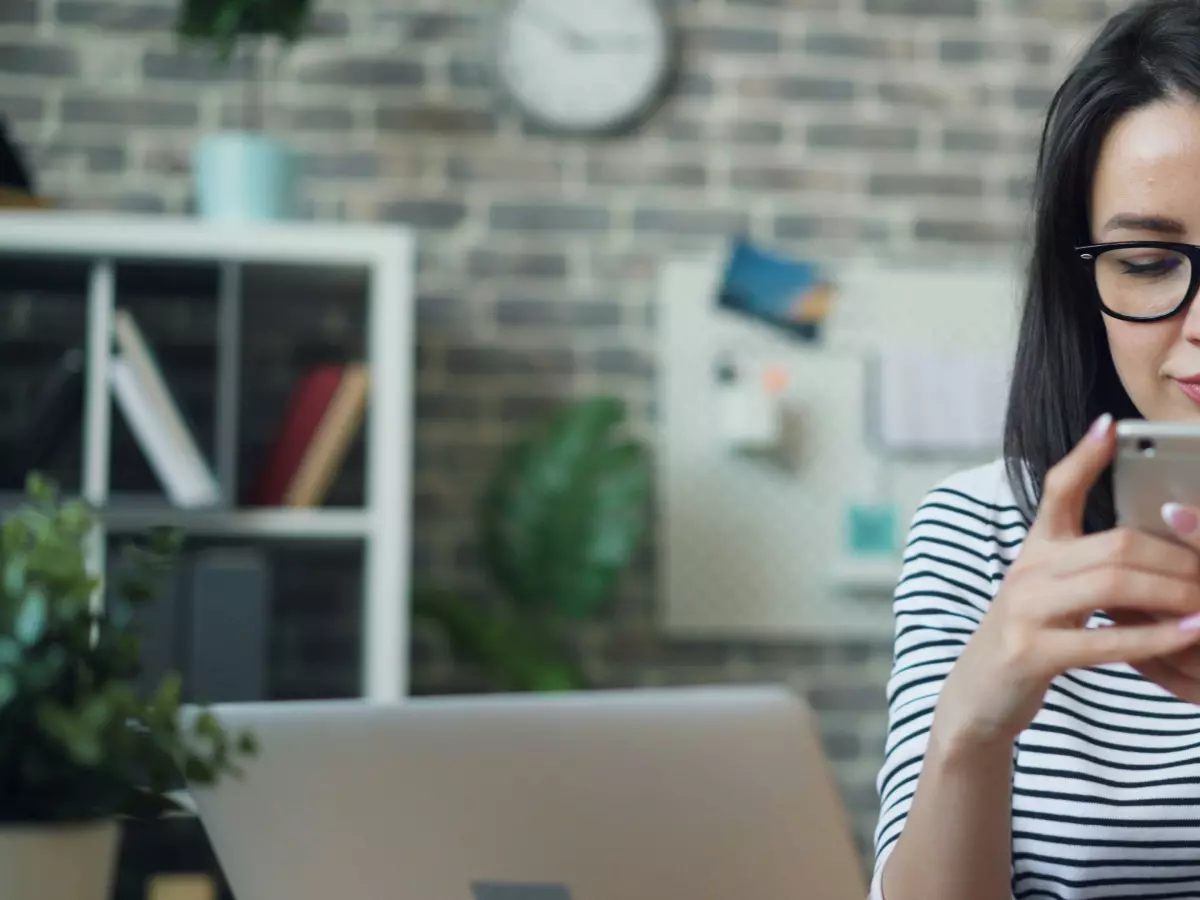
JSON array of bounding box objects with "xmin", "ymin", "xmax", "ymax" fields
[{"xmin": 871, "ymin": 460, "xmax": 1200, "ymax": 900}]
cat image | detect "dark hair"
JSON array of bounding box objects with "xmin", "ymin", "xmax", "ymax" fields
[{"xmin": 1004, "ymin": 0, "xmax": 1200, "ymax": 534}]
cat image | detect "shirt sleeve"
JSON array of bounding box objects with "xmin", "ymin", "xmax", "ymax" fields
[{"xmin": 870, "ymin": 474, "xmax": 1019, "ymax": 887}]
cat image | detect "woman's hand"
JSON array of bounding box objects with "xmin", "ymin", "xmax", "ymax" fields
[{"xmin": 933, "ymin": 414, "xmax": 1200, "ymax": 749}]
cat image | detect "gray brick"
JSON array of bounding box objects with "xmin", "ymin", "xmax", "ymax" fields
[
  {"xmin": 1009, "ymin": 0, "xmax": 1106, "ymax": 21},
  {"xmin": 588, "ymin": 160, "xmax": 706, "ymax": 188},
  {"xmin": 775, "ymin": 215, "xmax": 890, "ymax": 242},
  {"xmin": 867, "ymin": 0, "xmax": 977, "ymax": 15},
  {"xmin": 490, "ymin": 203, "xmax": 610, "ymax": 233},
  {"xmin": 379, "ymin": 200, "xmax": 467, "ymax": 230},
  {"xmin": 689, "ymin": 27, "xmax": 781, "ymax": 54},
  {"xmin": 0, "ymin": 43, "xmax": 79, "ymax": 77},
  {"xmin": 732, "ymin": 166, "xmax": 853, "ymax": 192},
  {"xmin": 594, "ymin": 348, "xmax": 654, "ymax": 377},
  {"xmin": 415, "ymin": 292, "xmax": 469, "ymax": 326},
  {"xmin": 940, "ymin": 39, "xmax": 984, "ymax": 61},
  {"xmin": 446, "ymin": 156, "xmax": 563, "ymax": 185},
  {"xmin": 0, "ymin": 93, "xmax": 44, "ymax": 123},
  {"xmin": 1023, "ymin": 42, "xmax": 1053, "ymax": 65},
  {"xmin": 416, "ymin": 391, "xmax": 481, "ymax": 422},
  {"xmin": 449, "ymin": 58, "xmax": 491, "ymax": 89},
  {"xmin": 144, "ymin": 51, "xmax": 258, "ymax": 81},
  {"xmin": 62, "ymin": 95, "xmax": 197, "ymax": 128},
  {"xmin": 500, "ymin": 395, "xmax": 571, "ymax": 424},
  {"xmin": 869, "ymin": 172, "xmax": 984, "ymax": 197},
  {"xmin": 633, "ymin": 208, "xmax": 747, "ymax": 236},
  {"xmin": 445, "ymin": 346, "xmax": 574, "ymax": 377},
  {"xmin": 1015, "ymin": 84, "xmax": 1056, "ymax": 111},
  {"xmin": 302, "ymin": 152, "xmax": 380, "ymax": 179},
  {"xmin": 878, "ymin": 81, "xmax": 951, "ymax": 109},
  {"xmin": 943, "ymin": 128, "xmax": 1003, "ymax": 153},
  {"xmin": 222, "ymin": 103, "xmax": 354, "ymax": 132},
  {"xmin": 677, "ymin": 72, "xmax": 716, "ymax": 98},
  {"xmin": 468, "ymin": 252, "xmax": 569, "ymax": 280},
  {"xmin": 495, "ymin": 298, "xmax": 620, "ymax": 329},
  {"xmin": 915, "ymin": 218, "xmax": 1019, "ymax": 244},
  {"xmin": 730, "ymin": 121, "xmax": 783, "ymax": 144},
  {"xmin": 663, "ymin": 120, "xmax": 706, "ymax": 142},
  {"xmin": 56, "ymin": 1, "xmax": 173, "ymax": 30},
  {"xmin": 41, "ymin": 143, "xmax": 126, "ymax": 173},
  {"xmin": 308, "ymin": 10, "xmax": 351, "ymax": 36},
  {"xmin": 807, "ymin": 122, "xmax": 919, "ymax": 151},
  {"xmin": 1007, "ymin": 175, "xmax": 1034, "ymax": 202},
  {"xmin": 297, "ymin": 57, "xmax": 424, "ymax": 88},
  {"xmin": 779, "ymin": 76, "xmax": 856, "ymax": 102},
  {"xmin": 404, "ymin": 12, "xmax": 478, "ymax": 41},
  {"xmin": 807, "ymin": 686, "xmax": 884, "ymax": 713},
  {"xmin": 0, "ymin": 0, "xmax": 38, "ymax": 23},
  {"xmin": 820, "ymin": 731, "xmax": 861, "ymax": 762},
  {"xmin": 804, "ymin": 32, "xmax": 875, "ymax": 57},
  {"xmin": 377, "ymin": 105, "xmax": 496, "ymax": 134}
]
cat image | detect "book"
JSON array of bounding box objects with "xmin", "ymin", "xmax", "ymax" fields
[
  {"xmin": 112, "ymin": 310, "xmax": 220, "ymax": 507},
  {"xmin": 0, "ymin": 347, "xmax": 84, "ymax": 488},
  {"xmin": 110, "ymin": 357, "xmax": 216, "ymax": 508},
  {"xmin": 283, "ymin": 364, "xmax": 369, "ymax": 507},
  {"xmin": 247, "ymin": 364, "xmax": 362, "ymax": 507}
]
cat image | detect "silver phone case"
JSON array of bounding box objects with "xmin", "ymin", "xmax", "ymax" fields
[{"xmin": 1114, "ymin": 420, "xmax": 1200, "ymax": 540}]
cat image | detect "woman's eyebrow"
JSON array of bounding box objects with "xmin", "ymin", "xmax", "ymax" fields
[{"xmin": 1100, "ymin": 213, "xmax": 1187, "ymax": 235}]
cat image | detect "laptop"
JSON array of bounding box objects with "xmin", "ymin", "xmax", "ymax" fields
[{"xmin": 186, "ymin": 686, "xmax": 867, "ymax": 900}]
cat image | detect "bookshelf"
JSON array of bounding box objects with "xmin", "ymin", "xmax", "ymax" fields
[{"xmin": 0, "ymin": 211, "xmax": 416, "ymax": 702}]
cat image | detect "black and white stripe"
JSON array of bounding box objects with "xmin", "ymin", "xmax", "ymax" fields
[{"xmin": 871, "ymin": 461, "xmax": 1200, "ymax": 900}]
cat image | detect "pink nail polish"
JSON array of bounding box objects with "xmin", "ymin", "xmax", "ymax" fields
[
  {"xmin": 1163, "ymin": 502, "xmax": 1199, "ymax": 536},
  {"xmin": 1089, "ymin": 413, "xmax": 1113, "ymax": 442},
  {"xmin": 1179, "ymin": 612, "xmax": 1200, "ymax": 631}
]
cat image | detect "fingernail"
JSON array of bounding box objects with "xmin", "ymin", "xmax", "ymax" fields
[
  {"xmin": 1089, "ymin": 413, "xmax": 1113, "ymax": 442},
  {"xmin": 1163, "ymin": 502, "xmax": 1200, "ymax": 536},
  {"xmin": 1180, "ymin": 612, "xmax": 1200, "ymax": 631}
]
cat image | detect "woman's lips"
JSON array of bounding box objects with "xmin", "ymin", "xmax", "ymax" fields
[{"xmin": 1175, "ymin": 378, "xmax": 1200, "ymax": 405}]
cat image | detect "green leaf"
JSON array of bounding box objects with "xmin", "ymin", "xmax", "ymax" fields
[
  {"xmin": 0, "ymin": 474, "xmax": 256, "ymax": 822},
  {"xmin": 480, "ymin": 397, "xmax": 650, "ymax": 620},
  {"xmin": 14, "ymin": 589, "xmax": 48, "ymax": 646},
  {"xmin": 3, "ymin": 556, "xmax": 26, "ymax": 599},
  {"xmin": 413, "ymin": 587, "xmax": 584, "ymax": 692},
  {"xmin": 0, "ymin": 670, "xmax": 17, "ymax": 708}
]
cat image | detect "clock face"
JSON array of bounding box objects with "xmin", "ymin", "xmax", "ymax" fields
[{"xmin": 497, "ymin": 0, "xmax": 673, "ymax": 134}]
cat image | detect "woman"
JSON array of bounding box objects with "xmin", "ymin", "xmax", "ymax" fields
[{"xmin": 873, "ymin": 2, "xmax": 1200, "ymax": 898}]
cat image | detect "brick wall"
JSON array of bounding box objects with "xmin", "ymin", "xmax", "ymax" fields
[{"xmin": 0, "ymin": 0, "xmax": 1120, "ymax": 858}]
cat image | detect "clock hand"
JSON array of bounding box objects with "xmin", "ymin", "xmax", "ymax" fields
[
  {"xmin": 530, "ymin": 9, "xmax": 596, "ymax": 52},
  {"xmin": 588, "ymin": 36, "xmax": 652, "ymax": 52}
]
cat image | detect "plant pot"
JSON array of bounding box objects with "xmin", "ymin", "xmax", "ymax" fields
[
  {"xmin": 192, "ymin": 131, "xmax": 298, "ymax": 222},
  {"xmin": 0, "ymin": 820, "xmax": 120, "ymax": 900}
]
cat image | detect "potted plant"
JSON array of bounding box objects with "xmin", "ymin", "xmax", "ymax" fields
[
  {"xmin": 0, "ymin": 476, "xmax": 256, "ymax": 900},
  {"xmin": 415, "ymin": 397, "xmax": 652, "ymax": 692},
  {"xmin": 176, "ymin": 0, "xmax": 313, "ymax": 221}
]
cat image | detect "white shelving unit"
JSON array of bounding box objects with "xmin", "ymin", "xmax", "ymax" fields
[{"xmin": 0, "ymin": 212, "xmax": 416, "ymax": 702}]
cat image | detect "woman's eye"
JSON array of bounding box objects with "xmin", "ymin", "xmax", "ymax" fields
[{"xmin": 1119, "ymin": 255, "xmax": 1182, "ymax": 276}]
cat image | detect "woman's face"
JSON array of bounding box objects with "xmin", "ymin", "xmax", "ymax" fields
[{"xmin": 1093, "ymin": 98, "xmax": 1200, "ymax": 421}]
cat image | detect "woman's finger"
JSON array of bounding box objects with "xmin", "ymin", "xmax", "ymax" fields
[
  {"xmin": 1028, "ymin": 414, "xmax": 1115, "ymax": 541},
  {"xmin": 1130, "ymin": 656, "xmax": 1200, "ymax": 705},
  {"xmin": 1042, "ymin": 618, "xmax": 1200, "ymax": 671},
  {"xmin": 1035, "ymin": 567, "xmax": 1200, "ymax": 620},
  {"xmin": 1045, "ymin": 527, "xmax": 1200, "ymax": 581}
]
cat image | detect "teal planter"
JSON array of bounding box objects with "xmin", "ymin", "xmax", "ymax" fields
[{"xmin": 192, "ymin": 132, "xmax": 297, "ymax": 222}]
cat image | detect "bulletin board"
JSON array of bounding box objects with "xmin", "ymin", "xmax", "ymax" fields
[{"xmin": 656, "ymin": 254, "xmax": 1022, "ymax": 641}]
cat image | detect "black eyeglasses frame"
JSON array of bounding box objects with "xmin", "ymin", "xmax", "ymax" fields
[{"xmin": 1075, "ymin": 240, "xmax": 1200, "ymax": 323}]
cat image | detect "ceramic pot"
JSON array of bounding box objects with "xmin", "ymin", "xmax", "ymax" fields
[
  {"xmin": 0, "ymin": 819, "xmax": 121, "ymax": 900},
  {"xmin": 192, "ymin": 131, "xmax": 298, "ymax": 222}
]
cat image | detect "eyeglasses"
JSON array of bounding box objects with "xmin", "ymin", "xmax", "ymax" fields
[{"xmin": 1076, "ymin": 241, "xmax": 1200, "ymax": 322}]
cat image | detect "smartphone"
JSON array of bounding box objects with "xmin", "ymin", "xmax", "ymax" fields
[{"xmin": 1114, "ymin": 419, "xmax": 1200, "ymax": 540}]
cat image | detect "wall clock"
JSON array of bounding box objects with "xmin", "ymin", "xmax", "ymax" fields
[{"xmin": 496, "ymin": 0, "xmax": 676, "ymax": 136}]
